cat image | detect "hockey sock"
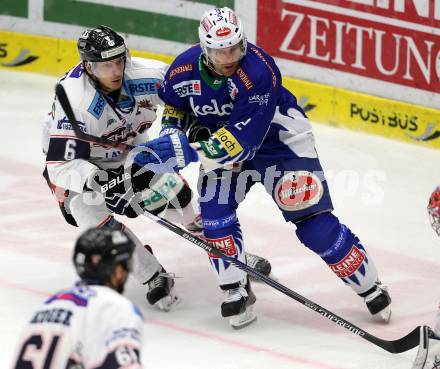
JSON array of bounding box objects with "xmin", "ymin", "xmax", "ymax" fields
[
  {"xmin": 202, "ymin": 212, "xmax": 247, "ymax": 286},
  {"xmin": 295, "ymin": 212, "xmax": 378, "ymax": 294}
]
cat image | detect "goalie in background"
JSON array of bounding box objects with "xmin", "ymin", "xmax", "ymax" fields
[
  {"xmin": 42, "ymin": 25, "xmax": 272, "ymax": 311},
  {"xmin": 412, "ymin": 186, "xmax": 440, "ymax": 369},
  {"xmin": 11, "ymin": 228, "xmax": 144, "ymax": 369}
]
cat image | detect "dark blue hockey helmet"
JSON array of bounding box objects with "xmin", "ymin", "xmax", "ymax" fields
[
  {"xmin": 77, "ymin": 25, "xmax": 126, "ymax": 62},
  {"xmin": 73, "ymin": 227, "xmax": 135, "ymax": 284}
]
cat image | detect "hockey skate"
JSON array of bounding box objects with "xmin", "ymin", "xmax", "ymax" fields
[
  {"xmin": 145, "ymin": 269, "xmax": 180, "ymax": 311},
  {"xmin": 359, "ymin": 280, "xmax": 392, "ymax": 323},
  {"xmin": 245, "ymin": 252, "xmax": 272, "ymax": 279},
  {"xmin": 221, "ymin": 277, "xmax": 257, "ymax": 329}
]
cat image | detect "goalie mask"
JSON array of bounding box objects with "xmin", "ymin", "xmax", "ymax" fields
[
  {"xmin": 198, "ymin": 7, "xmax": 247, "ymax": 75},
  {"xmin": 428, "ymin": 186, "xmax": 440, "ymax": 236}
]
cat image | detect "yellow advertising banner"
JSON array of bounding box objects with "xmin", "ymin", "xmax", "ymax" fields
[{"xmin": 1, "ymin": 30, "xmax": 439, "ymax": 149}]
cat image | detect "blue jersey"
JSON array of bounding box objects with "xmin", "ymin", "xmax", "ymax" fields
[{"xmin": 159, "ymin": 43, "xmax": 317, "ymax": 170}]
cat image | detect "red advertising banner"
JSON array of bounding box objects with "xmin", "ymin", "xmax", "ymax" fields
[
  {"xmin": 257, "ymin": 0, "xmax": 440, "ymax": 94},
  {"xmin": 313, "ymin": 0, "xmax": 440, "ymax": 27}
]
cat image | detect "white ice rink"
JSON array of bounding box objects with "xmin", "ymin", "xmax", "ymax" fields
[{"xmin": 1, "ymin": 68, "xmax": 440, "ymax": 369}]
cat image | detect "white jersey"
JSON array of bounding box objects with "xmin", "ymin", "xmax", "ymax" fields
[
  {"xmin": 43, "ymin": 57, "xmax": 168, "ymax": 193},
  {"xmin": 11, "ymin": 283, "xmax": 144, "ymax": 369}
]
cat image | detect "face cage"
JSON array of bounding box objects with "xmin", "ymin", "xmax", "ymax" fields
[
  {"xmin": 428, "ymin": 210, "xmax": 440, "ymax": 236},
  {"xmin": 202, "ymin": 40, "xmax": 246, "ymax": 75}
]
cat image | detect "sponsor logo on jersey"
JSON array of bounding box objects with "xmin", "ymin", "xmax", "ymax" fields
[
  {"xmin": 213, "ymin": 127, "xmax": 243, "ymax": 157},
  {"xmin": 88, "ymin": 92, "xmax": 106, "ymax": 119},
  {"xmin": 169, "ymin": 63, "xmax": 193, "ymax": 80},
  {"xmin": 190, "ymin": 97, "xmax": 233, "ymax": 117},
  {"xmin": 57, "ymin": 116, "xmax": 86, "ymax": 132},
  {"xmin": 250, "ymin": 47, "xmax": 277, "ymax": 87},
  {"xmin": 163, "ymin": 104, "xmax": 185, "ymax": 120},
  {"xmin": 248, "ymin": 92, "xmax": 270, "ymax": 106},
  {"xmin": 274, "ymin": 171, "xmax": 323, "ymax": 211},
  {"xmin": 126, "ymin": 78, "xmax": 158, "ymax": 96},
  {"xmin": 216, "ymin": 27, "xmax": 231, "ymax": 37},
  {"xmin": 236, "ymin": 67, "xmax": 253, "ymax": 90},
  {"xmin": 206, "ymin": 235, "xmax": 237, "ymax": 258},
  {"xmin": 329, "ymin": 246, "xmax": 366, "ymax": 278},
  {"xmin": 173, "ymin": 80, "xmax": 201, "ymax": 97}
]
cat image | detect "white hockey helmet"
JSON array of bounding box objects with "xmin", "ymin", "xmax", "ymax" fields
[{"xmin": 198, "ymin": 7, "xmax": 247, "ymax": 66}]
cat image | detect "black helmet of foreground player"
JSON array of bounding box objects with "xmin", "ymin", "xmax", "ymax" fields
[
  {"xmin": 73, "ymin": 228, "xmax": 135, "ymax": 293},
  {"xmin": 77, "ymin": 25, "xmax": 127, "ymax": 91}
]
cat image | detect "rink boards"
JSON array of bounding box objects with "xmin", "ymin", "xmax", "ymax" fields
[{"xmin": 1, "ymin": 29, "xmax": 438, "ymax": 150}]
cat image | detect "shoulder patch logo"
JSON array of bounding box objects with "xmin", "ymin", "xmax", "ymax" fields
[
  {"xmin": 169, "ymin": 64, "xmax": 193, "ymax": 80},
  {"xmin": 236, "ymin": 67, "xmax": 253, "ymax": 90}
]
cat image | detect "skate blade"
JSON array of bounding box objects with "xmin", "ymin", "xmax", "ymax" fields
[
  {"xmin": 229, "ymin": 305, "xmax": 257, "ymax": 329},
  {"xmin": 156, "ymin": 294, "xmax": 181, "ymax": 312},
  {"xmin": 374, "ymin": 306, "xmax": 392, "ymax": 323}
]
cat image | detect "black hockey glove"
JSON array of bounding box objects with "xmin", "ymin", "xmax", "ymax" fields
[
  {"xmin": 87, "ymin": 164, "xmax": 155, "ymax": 218},
  {"xmin": 187, "ymin": 121, "xmax": 211, "ymax": 143}
]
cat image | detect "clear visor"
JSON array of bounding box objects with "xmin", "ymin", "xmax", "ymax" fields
[
  {"xmin": 88, "ymin": 55, "xmax": 126, "ymax": 78},
  {"xmin": 206, "ymin": 41, "xmax": 246, "ymax": 66}
]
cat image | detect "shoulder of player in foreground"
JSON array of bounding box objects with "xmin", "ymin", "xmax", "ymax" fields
[
  {"xmin": 236, "ymin": 42, "xmax": 280, "ymax": 90},
  {"xmin": 58, "ymin": 62, "xmax": 94, "ymax": 111},
  {"xmin": 91, "ymin": 285, "xmax": 144, "ymax": 320},
  {"xmin": 129, "ymin": 56, "xmax": 168, "ymax": 74},
  {"xmin": 165, "ymin": 44, "xmax": 201, "ymax": 81}
]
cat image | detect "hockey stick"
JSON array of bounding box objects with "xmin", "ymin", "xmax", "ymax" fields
[
  {"xmin": 55, "ymin": 83, "xmax": 134, "ymax": 152},
  {"xmin": 55, "ymin": 82, "xmax": 429, "ymax": 355}
]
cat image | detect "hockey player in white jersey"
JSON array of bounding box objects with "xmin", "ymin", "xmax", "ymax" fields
[
  {"xmin": 11, "ymin": 227, "xmax": 143, "ymax": 369},
  {"xmin": 42, "ymin": 25, "xmax": 272, "ymax": 311}
]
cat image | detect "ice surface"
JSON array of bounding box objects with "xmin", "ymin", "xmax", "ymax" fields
[{"xmin": 1, "ymin": 69, "xmax": 440, "ymax": 369}]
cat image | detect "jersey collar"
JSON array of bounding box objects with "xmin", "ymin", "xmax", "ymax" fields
[{"xmin": 198, "ymin": 55, "xmax": 226, "ymax": 90}]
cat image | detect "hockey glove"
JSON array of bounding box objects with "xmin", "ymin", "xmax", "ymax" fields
[
  {"xmin": 187, "ymin": 122, "xmax": 211, "ymax": 143},
  {"xmin": 87, "ymin": 164, "xmax": 155, "ymax": 218},
  {"xmin": 134, "ymin": 132, "xmax": 198, "ymax": 173}
]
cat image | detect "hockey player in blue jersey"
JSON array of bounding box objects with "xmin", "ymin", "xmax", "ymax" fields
[{"xmin": 134, "ymin": 7, "xmax": 392, "ymax": 328}]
